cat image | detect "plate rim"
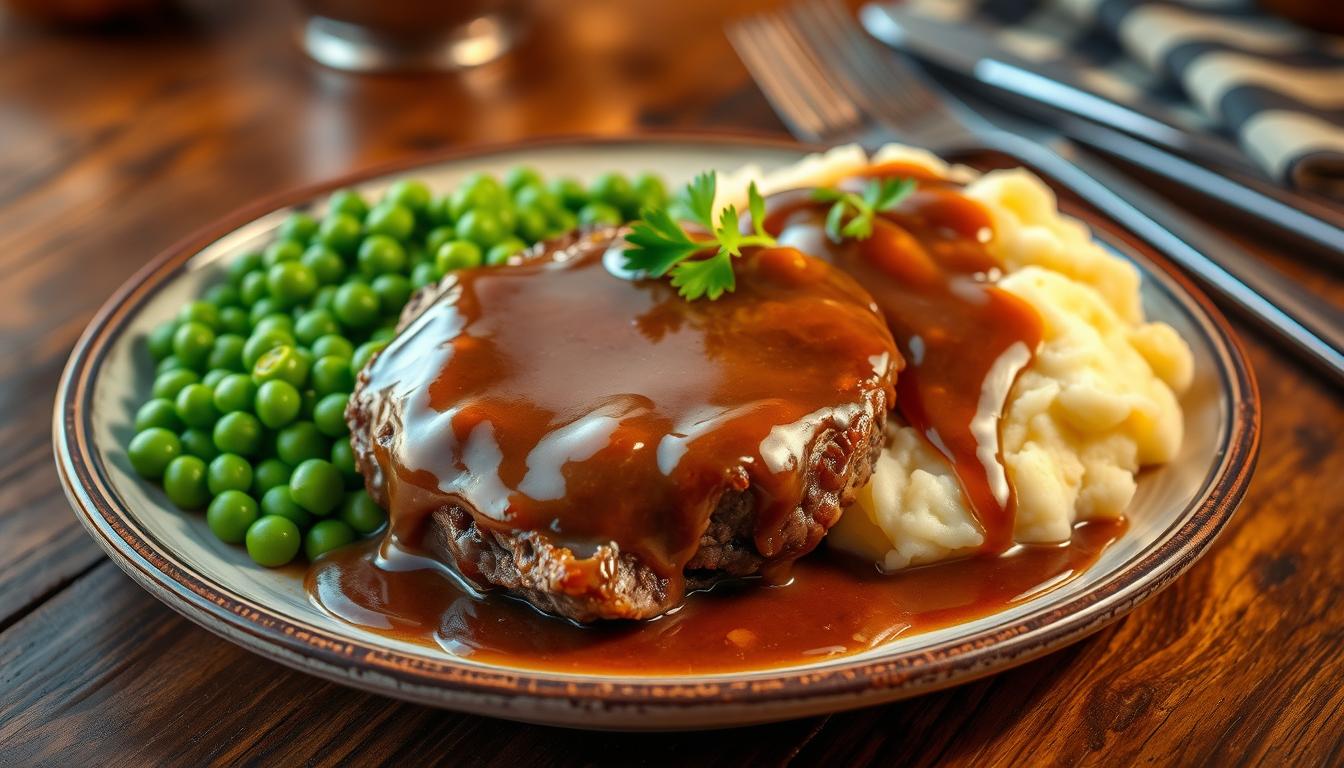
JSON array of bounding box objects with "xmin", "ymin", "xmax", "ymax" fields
[{"xmin": 52, "ymin": 131, "xmax": 1260, "ymax": 721}]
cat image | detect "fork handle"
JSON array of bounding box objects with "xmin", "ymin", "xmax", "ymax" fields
[{"xmin": 973, "ymin": 129, "xmax": 1344, "ymax": 387}]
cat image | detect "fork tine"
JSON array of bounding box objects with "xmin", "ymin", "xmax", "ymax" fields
[
  {"xmin": 758, "ymin": 13, "xmax": 863, "ymax": 129},
  {"xmin": 793, "ymin": 0, "xmax": 952, "ymax": 128},
  {"xmin": 729, "ymin": 16, "xmax": 830, "ymax": 141},
  {"xmin": 728, "ymin": 12, "xmax": 863, "ymax": 142}
]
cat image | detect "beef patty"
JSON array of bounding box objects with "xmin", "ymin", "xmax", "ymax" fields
[{"xmin": 346, "ymin": 227, "xmax": 899, "ymax": 622}]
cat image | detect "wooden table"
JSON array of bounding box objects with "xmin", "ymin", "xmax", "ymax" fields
[{"xmin": 2, "ymin": 1, "xmax": 1341, "ymax": 764}]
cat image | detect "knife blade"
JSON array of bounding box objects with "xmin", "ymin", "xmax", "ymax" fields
[{"xmin": 863, "ymin": 3, "xmax": 1344, "ymax": 265}]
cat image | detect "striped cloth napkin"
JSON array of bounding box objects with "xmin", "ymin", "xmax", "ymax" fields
[{"xmin": 903, "ymin": 0, "xmax": 1344, "ymax": 200}]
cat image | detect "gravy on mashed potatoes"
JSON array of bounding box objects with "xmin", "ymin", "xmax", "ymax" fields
[{"xmin": 722, "ymin": 144, "xmax": 1194, "ymax": 571}]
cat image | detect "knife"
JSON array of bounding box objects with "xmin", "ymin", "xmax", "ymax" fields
[{"xmin": 863, "ymin": 4, "xmax": 1344, "ymax": 265}]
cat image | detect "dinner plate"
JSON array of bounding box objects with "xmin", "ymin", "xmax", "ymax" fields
[{"xmin": 54, "ymin": 135, "xmax": 1259, "ymax": 730}]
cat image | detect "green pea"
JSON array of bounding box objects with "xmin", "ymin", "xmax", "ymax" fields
[
  {"xmin": 248, "ymin": 298, "xmax": 283, "ymax": 327},
  {"xmin": 547, "ymin": 177, "xmax": 588, "ymax": 210},
  {"xmin": 308, "ymin": 287, "xmax": 334, "ymax": 315},
  {"xmin": 239, "ymin": 270, "xmax": 269, "ymax": 306},
  {"xmin": 503, "ymin": 165, "xmax": 542, "ymax": 194},
  {"xmin": 331, "ymin": 439, "xmax": 359, "ymax": 480},
  {"xmin": 207, "ymin": 453, "xmax": 253, "ymax": 495},
  {"xmin": 163, "ymin": 455, "xmax": 209, "ymax": 509},
  {"xmin": 410, "ymin": 261, "xmax": 443, "ymax": 289},
  {"xmin": 135, "ymin": 398, "xmax": 183, "ymax": 433},
  {"xmin": 207, "ymin": 490, "xmax": 259, "ymax": 544},
  {"xmin": 179, "ymin": 427, "xmax": 219, "ymax": 461},
  {"xmin": 427, "ymin": 193, "xmax": 454, "ymax": 226},
  {"xmin": 242, "ymin": 328, "xmax": 295, "ymax": 371},
  {"xmin": 276, "ymin": 421, "xmax": 328, "ymax": 466},
  {"xmin": 246, "ymin": 515, "xmax": 302, "ymax": 567},
  {"xmin": 548, "ymin": 209, "xmax": 579, "ymax": 236},
  {"xmin": 311, "ymin": 334, "xmax": 354, "ymax": 361},
  {"xmin": 178, "ymin": 300, "xmax": 220, "ymax": 330},
  {"xmin": 455, "ymin": 208, "xmax": 505, "ymax": 248},
  {"xmin": 261, "ymin": 485, "xmax": 313, "ymax": 528},
  {"xmin": 213, "ymin": 411, "xmax": 263, "ymax": 457},
  {"xmin": 424, "ymin": 226, "xmax": 456, "ymax": 257},
  {"xmin": 633, "ymin": 172, "xmax": 668, "ymax": 211},
  {"xmin": 290, "ymin": 310, "xmax": 334, "ymax": 346},
  {"xmin": 155, "ymin": 355, "xmax": 190, "ymax": 375},
  {"xmin": 449, "ymin": 173, "xmax": 507, "ymax": 219},
  {"xmin": 174, "ymin": 383, "xmax": 218, "ymax": 428},
  {"xmin": 252, "ymin": 345, "xmax": 310, "ymax": 389},
  {"xmin": 252, "ymin": 458, "xmax": 293, "ymax": 496},
  {"xmin": 434, "ymin": 240, "xmax": 483, "ymax": 273},
  {"xmin": 205, "ymin": 333, "xmax": 246, "ymax": 372},
  {"xmin": 289, "ymin": 459, "xmax": 344, "ymax": 516},
  {"xmin": 340, "ymin": 490, "xmax": 386, "ymax": 535},
  {"xmin": 305, "ymin": 519, "xmax": 355, "ymax": 560},
  {"xmin": 350, "ymin": 340, "xmax": 386, "ymax": 375},
  {"xmin": 278, "ymin": 212, "xmax": 319, "ymax": 244},
  {"xmin": 589, "ymin": 172, "xmax": 636, "ymax": 212},
  {"xmin": 371, "ymin": 273, "xmax": 411, "ymax": 315},
  {"xmin": 494, "ymin": 203, "xmax": 517, "ymax": 233},
  {"xmin": 254, "ymin": 379, "xmax": 302, "ymax": 429},
  {"xmin": 217, "ymin": 307, "xmax": 251, "ymax": 337},
  {"xmin": 211, "ymin": 373, "xmax": 255, "ymax": 414},
  {"xmin": 515, "ymin": 207, "xmax": 548, "ymax": 243},
  {"xmin": 327, "ymin": 189, "xmax": 369, "ymax": 220},
  {"xmin": 311, "ymin": 356, "xmax": 354, "ymax": 396},
  {"xmin": 147, "ymin": 321, "xmax": 178, "ymax": 361},
  {"xmin": 357, "ymin": 234, "xmax": 407, "ymax": 277},
  {"xmin": 201, "ymin": 369, "xmax": 230, "ymax": 388},
  {"xmin": 578, "ymin": 202, "xmax": 622, "ymax": 228},
  {"xmin": 514, "ymin": 184, "xmax": 563, "ymax": 216},
  {"xmin": 312, "ymin": 393, "xmax": 350, "ymax": 437},
  {"xmin": 317, "ymin": 212, "xmax": 362, "ymax": 256},
  {"xmin": 152, "ymin": 368, "xmax": 199, "ymax": 400},
  {"xmin": 485, "ymin": 237, "xmax": 527, "ymax": 266},
  {"xmin": 264, "ymin": 240, "xmax": 305, "ymax": 269},
  {"xmin": 228, "ymin": 251, "xmax": 264, "ymax": 287},
  {"xmin": 251, "ymin": 313, "xmax": 293, "ymax": 338},
  {"xmin": 203, "ymin": 283, "xmax": 241, "ymax": 309},
  {"xmin": 364, "ymin": 203, "xmax": 414, "ymax": 241},
  {"xmin": 128, "ymin": 427, "xmax": 181, "ymax": 479},
  {"xmin": 266, "ymin": 261, "xmax": 318, "ymax": 307},
  {"xmin": 300, "ymin": 244, "xmax": 346, "ymax": 286},
  {"xmin": 384, "ymin": 179, "xmax": 431, "ymax": 215},
  {"xmin": 333, "ymin": 282, "xmax": 380, "ymax": 329},
  {"xmin": 172, "ymin": 321, "xmax": 215, "ymax": 369}
]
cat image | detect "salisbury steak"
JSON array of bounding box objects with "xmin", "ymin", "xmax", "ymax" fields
[{"xmin": 346, "ymin": 227, "xmax": 899, "ymax": 622}]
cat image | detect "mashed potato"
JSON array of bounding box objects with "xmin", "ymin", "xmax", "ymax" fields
[{"xmin": 723, "ymin": 144, "xmax": 1194, "ymax": 571}]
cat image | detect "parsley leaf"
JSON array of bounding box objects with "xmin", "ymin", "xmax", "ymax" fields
[
  {"xmin": 670, "ymin": 251, "xmax": 736, "ymax": 301},
  {"xmin": 623, "ymin": 174, "xmax": 776, "ymax": 301},
  {"xmin": 811, "ymin": 177, "xmax": 916, "ymax": 243},
  {"xmin": 624, "ymin": 207, "xmax": 703, "ymax": 277},
  {"xmin": 670, "ymin": 171, "xmax": 717, "ymax": 230}
]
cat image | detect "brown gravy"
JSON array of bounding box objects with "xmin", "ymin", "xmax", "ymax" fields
[
  {"xmin": 309, "ymin": 165, "xmax": 1119, "ymax": 672},
  {"xmin": 762, "ymin": 163, "xmax": 1042, "ymax": 551},
  {"xmin": 350, "ymin": 231, "xmax": 899, "ymax": 613},
  {"xmin": 308, "ymin": 520, "xmax": 1123, "ymax": 674}
]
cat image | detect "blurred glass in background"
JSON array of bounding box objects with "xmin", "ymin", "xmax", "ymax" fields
[{"xmin": 294, "ymin": 0, "xmax": 528, "ymax": 72}]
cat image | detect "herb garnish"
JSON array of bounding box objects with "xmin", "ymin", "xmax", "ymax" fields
[
  {"xmin": 811, "ymin": 177, "xmax": 916, "ymax": 243},
  {"xmin": 623, "ymin": 172, "xmax": 776, "ymax": 301},
  {"xmin": 624, "ymin": 173, "xmax": 917, "ymax": 301}
]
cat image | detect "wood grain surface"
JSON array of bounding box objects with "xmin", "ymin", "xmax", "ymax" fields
[{"xmin": 2, "ymin": 0, "xmax": 1341, "ymax": 765}]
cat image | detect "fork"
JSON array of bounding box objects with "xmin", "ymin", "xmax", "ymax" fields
[{"xmin": 729, "ymin": 0, "xmax": 1344, "ymax": 386}]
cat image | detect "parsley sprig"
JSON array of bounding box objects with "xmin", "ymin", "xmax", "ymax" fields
[
  {"xmin": 623, "ymin": 172, "xmax": 776, "ymax": 301},
  {"xmin": 811, "ymin": 177, "xmax": 916, "ymax": 242}
]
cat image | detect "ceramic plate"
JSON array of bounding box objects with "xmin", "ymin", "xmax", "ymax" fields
[{"xmin": 54, "ymin": 135, "xmax": 1259, "ymax": 730}]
